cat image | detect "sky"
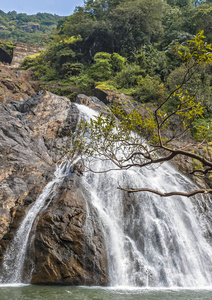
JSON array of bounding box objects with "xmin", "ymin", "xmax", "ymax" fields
[{"xmin": 0, "ymin": 0, "xmax": 85, "ymax": 16}]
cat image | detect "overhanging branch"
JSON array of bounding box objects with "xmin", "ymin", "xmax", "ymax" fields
[{"xmin": 118, "ymin": 186, "xmax": 212, "ymax": 198}]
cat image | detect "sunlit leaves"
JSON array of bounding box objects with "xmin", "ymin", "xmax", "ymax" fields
[
  {"xmin": 194, "ymin": 122, "xmax": 212, "ymax": 141},
  {"xmin": 176, "ymin": 30, "xmax": 212, "ymax": 65}
]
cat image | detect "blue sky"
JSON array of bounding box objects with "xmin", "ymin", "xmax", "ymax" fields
[{"xmin": 0, "ymin": 0, "xmax": 85, "ymax": 16}]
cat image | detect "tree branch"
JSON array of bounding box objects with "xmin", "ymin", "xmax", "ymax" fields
[
  {"xmin": 191, "ymin": 167, "xmax": 212, "ymax": 175},
  {"xmin": 118, "ymin": 186, "xmax": 212, "ymax": 197}
]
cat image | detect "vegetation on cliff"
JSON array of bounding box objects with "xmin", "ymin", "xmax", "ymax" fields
[
  {"xmin": 20, "ymin": 0, "xmax": 212, "ymax": 194},
  {"xmin": 0, "ymin": 40, "xmax": 15, "ymax": 56},
  {"xmin": 22, "ymin": 0, "xmax": 212, "ymax": 131},
  {"xmin": 0, "ymin": 11, "xmax": 61, "ymax": 45},
  {"xmin": 3, "ymin": 1, "xmax": 210, "ymax": 124}
]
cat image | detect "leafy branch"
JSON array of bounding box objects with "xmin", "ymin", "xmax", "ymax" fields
[{"xmin": 69, "ymin": 31, "xmax": 212, "ymax": 197}]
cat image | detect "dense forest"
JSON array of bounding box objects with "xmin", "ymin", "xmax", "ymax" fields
[
  {"xmin": 21, "ymin": 0, "xmax": 212, "ymax": 138},
  {"xmin": 0, "ymin": 11, "xmax": 61, "ymax": 45}
]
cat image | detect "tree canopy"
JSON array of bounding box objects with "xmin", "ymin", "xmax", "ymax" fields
[
  {"xmin": 0, "ymin": 11, "xmax": 61, "ymax": 45},
  {"xmin": 20, "ymin": 0, "xmax": 212, "ymax": 195},
  {"xmin": 69, "ymin": 32, "xmax": 212, "ymax": 197}
]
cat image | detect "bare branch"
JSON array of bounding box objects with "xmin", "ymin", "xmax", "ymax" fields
[
  {"xmin": 161, "ymin": 146, "xmax": 212, "ymax": 168},
  {"xmin": 118, "ymin": 187, "xmax": 212, "ymax": 197},
  {"xmin": 191, "ymin": 168, "xmax": 212, "ymax": 175}
]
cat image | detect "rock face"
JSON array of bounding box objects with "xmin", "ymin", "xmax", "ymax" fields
[
  {"xmin": 0, "ymin": 91, "xmax": 108, "ymax": 285},
  {"xmin": 0, "ymin": 66, "xmax": 36, "ymax": 103},
  {"xmin": 22, "ymin": 23, "xmax": 40, "ymax": 33},
  {"xmin": 0, "ymin": 48, "xmax": 12, "ymax": 64},
  {"xmin": 31, "ymin": 169, "xmax": 107, "ymax": 285},
  {"xmin": 11, "ymin": 42, "xmax": 45, "ymax": 68}
]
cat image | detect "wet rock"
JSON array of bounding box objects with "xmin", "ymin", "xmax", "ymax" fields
[
  {"xmin": 76, "ymin": 94, "xmax": 110, "ymax": 113},
  {"xmin": 0, "ymin": 91, "xmax": 108, "ymax": 285},
  {"xmin": 30, "ymin": 169, "xmax": 108, "ymax": 285}
]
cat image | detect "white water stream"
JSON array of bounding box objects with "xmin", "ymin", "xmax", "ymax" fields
[
  {"xmin": 82, "ymin": 159, "xmax": 212, "ymax": 287},
  {"xmin": 77, "ymin": 104, "xmax": 212, "ymax": 287},
  {"xmin": 1, "ymin": 103, "xmax": 212, "ymax": 288},
  {"xmin": 0, "ymin": 162, "xmax": 70, "ymax": 283}
]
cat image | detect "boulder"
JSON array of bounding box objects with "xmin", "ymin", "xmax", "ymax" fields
[{"xmin": 0, "ymin": 66, "xmax": 36, "ymax": 102}]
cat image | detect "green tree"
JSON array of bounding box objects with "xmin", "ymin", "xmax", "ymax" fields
[
  {"xmin": 90, "ymin": 52, "xmax": 126, "ymax": 80},
  {"xmin": 70, "ymin": 32, "xmax": 212, "ymax": 197},
  {"xmin": 0, "ymin": 11, "xmax": 61, "ymax": 45},
  {"xmin": 56, "ymin": 0, "xmax": 164, "ymax": 59},
  {"xmin": 162, "ymin": 2, "xmax": 193, "ymax": 47},
  {"xmin": 188, "ymin": 3, "xmax": 212, "ymax": 42}
]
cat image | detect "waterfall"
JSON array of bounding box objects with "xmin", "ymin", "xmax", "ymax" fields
[
  {"xmin": 1, "ymin": 102, "xmax": 212, "ymax": 287},
  {"xmin": 76, "ymin": 104, "xmax": 212, "ymax": 288},
  {"xmin": 0, "ymin": 162, "xmax": 70, "ymax": 284}
]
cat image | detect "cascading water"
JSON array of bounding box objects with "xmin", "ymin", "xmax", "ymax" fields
[
  {"xmin": 1, "ymin": 102, "xmax": 212, "ymax": 288},
  {"xmin": 76, "ymin": 103, "xmax": 212, "ymax": 288},
  {"xmin": 0, "ymin": 162, "xmax": 71, "ymax": 284},
  {"xmin": 82, "ymin": 160, "xmax": 212, "ymax": 287}
]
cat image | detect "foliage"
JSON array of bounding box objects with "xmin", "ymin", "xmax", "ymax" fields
[
  {"xmin": 114, "ymin": 64, "xmax": 142, "ymax": 88},
  {"xmin": 135, "ymin": 75, "xmax": 163, "ymax": 103},
  {"xmin": 0, "ymin": 10, "xmax": 61, "ymax": 45},
  {"xmin": 57, "ymin": 0, "xmax": 164, "ymax": 58},
  {"xmin": 135, "ymin": 45, "xmax": 168, "ymax": 78},
  {"xmin": 91, "ymin": 52, "xmax": 113, "ymax": 81},
  {"xmin": 68, "ymin": 32, "xmax": 212, "ymax": 196},
  {"xmin": 90, "ymin": 52, "xmax": 126, "ymax": 81},
  {"xmin": 0, "ymin": 40, "xmax": 15, "ymax": 56},
  {"xmin": 21, "ymin": 53, "xmax": 41, "ymax": 68},
  {"xmin": 188, "ymin": 3, "xmax": 212, "ymax": 41},
  {"xmin": 20, "ymin": 1, "xmax": 212, "ymax": 138}
]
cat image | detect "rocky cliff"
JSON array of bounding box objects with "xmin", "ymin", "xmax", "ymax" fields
[
  {"xmin": 0, "ymin": 91, "xmax": 108, "ymax": 285},
  {"xmin": 0, "ymin": 66, "xmax": 37, "ymax": 103},
  {"xmin": 11, "ymin": 42, "xmax": 45, "ymax": 68}
]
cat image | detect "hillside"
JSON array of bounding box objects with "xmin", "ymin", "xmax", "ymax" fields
[
  {"xmin": 19, "ymin": 0, "xmax": 212, "ymax": 191},
  {"xmin": 22, "ymin": 0, "xmax": 212, "ymax": 122},
  {"xmin": 0, "ymin": 10, "xmax": 61, "ymax": 45}
]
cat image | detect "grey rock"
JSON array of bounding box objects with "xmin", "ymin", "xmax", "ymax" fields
[{"xmin": 0, "ymin": 91, "xmax": 108, "ymax": 285}]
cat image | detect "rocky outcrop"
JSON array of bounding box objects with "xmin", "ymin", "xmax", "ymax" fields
[
  {"xmin": 11, "ymin": 42, "xmax": 45, "ymax": 68},
  {"xmin": 94, "ymin": 88, "xmax": 133, "ymax": 106},
  {"xmin": 30, "ymin": 168, "xmax": 107, "ymax": 285},
  {"xmin": 22, "ymin": 23, "xmax": 40, "ymax": 33},
  {"xmin": 0, "ymin": 91, "xmax": 108, "ymax": 285},
  {"xmin": 1, "ymin": 83, "xmax": 210, "ymax": 286},
  {"xmin": 0, "ymin": 66, "xmax": 37, "ymax": 103}
]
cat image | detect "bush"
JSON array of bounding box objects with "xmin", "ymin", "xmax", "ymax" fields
[
  {"xmin": 40, "ymin": 68, "xmax": 58, "ymax": 81},
  {"xmin": 134, "ymin": 75, "xmax": 162, "ymax": 103},
  {"xmin": 75, "ymin": 73, "xmax": 95, "ymax": 93},
  {"xmin": 90, "ymin": 52, "xmax": 127, "ymax": 81},
  {"xmin": 110, "ymin": 53, "xmax": 126, "ymax": 72},
  {"xmin": 114, "ymin": 64, "xmax": 142, "ymax": 89},
  {"xmin": 90, "ymin": 52, "xmax": 113, "ymax": 81},
  {"xmin": 61, "ymin": 62, "xmax": 83, "ymax": 76},
  {"xmin": 21, "ymin": 53, "xmax": 41, "ymax": 69}
]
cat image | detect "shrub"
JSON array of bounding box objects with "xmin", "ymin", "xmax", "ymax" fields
[
  {"xmin": 21, "ymin": 53, "xmax": 41, "ymax": 69},
  {"xmin": 90, "ymin": 52, "xmax": 112, "ymax": 81},
  {"xmin": 110, "ymin": 53, "xmax": 126, "ymax": 72},
  {"xmin": 134, "ymin": 75, "xmax": 162, "ymax": 103},
  {"xmin": 114, "ymin": 64, "xmax": 142, "ymax": 89},
  {"xmin": 40, "ymin": 68, "xmax": 58, "ymax": 81}
]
